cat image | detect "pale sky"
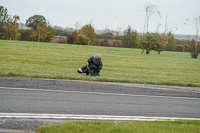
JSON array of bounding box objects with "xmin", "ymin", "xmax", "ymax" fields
[{"xmin": 1, "ymin": 0, "xmax": 200, "ymax": 35}]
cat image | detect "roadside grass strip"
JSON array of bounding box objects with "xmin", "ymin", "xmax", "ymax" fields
[{"xmin": 36, "ymin": 120, "xmax": 200, "ymax": 133}]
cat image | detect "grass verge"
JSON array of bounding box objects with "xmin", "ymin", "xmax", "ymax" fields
[
  {"xmin": 36, "ymin": 120, "xmax": 200, "ymax": 133},
  {"xmin": 0, "ymin": 40, "xmax": 200, "ymax": 87}
]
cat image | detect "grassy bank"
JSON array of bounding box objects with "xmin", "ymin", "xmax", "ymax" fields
[
  {"xmin": 36, "ymin": 121, "xmax": 200, "ymax": 133},
  {"xmin": 0, "ymin": 40, "xmax": 200, "ymax": 87}
]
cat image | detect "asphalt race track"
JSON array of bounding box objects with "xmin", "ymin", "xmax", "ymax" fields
[{"xmin": 0, "ymin": 76, "xmax": 200, "ymax": 120}]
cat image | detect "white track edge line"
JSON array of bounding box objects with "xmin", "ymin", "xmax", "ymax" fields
[{"xmin": 0, "ymin": 113, "xmax": 200, "ymax": 121}]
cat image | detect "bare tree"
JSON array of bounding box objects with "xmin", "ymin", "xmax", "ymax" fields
[
  {"xmin": 143, "ymin": 4, "xmax": 161, "ymax": 34},
  {"xmin": 114, "ymin": 27, "xmax": 122, "ymax": 47},
  {"xmin": 164, "ymin": 15, "xmax": 168, "ymax": 35},
  {"xmin": 73, "ymin": 21, "xmax": 80, "ymax": 44},
  {"xmin": 103, "ymin": 27, "xmax": 110, "ymax": 46},
  {"xmin": 156, "ymin": 23, "xmax": 161, "ymax": 33},
  {"xmin": 185, "ymin": 15, "xmax": 200, "ymax": 58},
  {"xmin": 164, "ymin": 15, "xmax": 178, "ymax": 35},
  {"xmin": 88, "ymin": 18, "xmax": 95, "ymax": 27}
]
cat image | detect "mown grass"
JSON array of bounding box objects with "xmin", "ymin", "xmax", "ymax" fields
[
  {"xmin": 0, "ymin": 40, "xmax": 200, "ymax": 87},
  {"xmin": 36, "ymin": 120, "xmax": 200, "ymax": 133}
]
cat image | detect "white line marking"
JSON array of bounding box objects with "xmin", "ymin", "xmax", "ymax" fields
[
  {"xmin": 0, "ymin": 87, "xmax": 200, "ymax": 100},
  {"xmin": 0, "ymin": 113, "xmax": 200, "ymax": 121}
]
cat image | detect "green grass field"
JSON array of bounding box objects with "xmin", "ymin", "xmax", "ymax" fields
[
  {"xmin": 0, "ymin": 40, "xmax": 200, "ymax": 87},
  {"xmin": 36, "ymin": 121, "xmax": 200, "ymax": 133}
]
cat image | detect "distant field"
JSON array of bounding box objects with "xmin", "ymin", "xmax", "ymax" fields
[{"xmin": 0, "ymin": 40, "xmax": 200, "ymax": 87}]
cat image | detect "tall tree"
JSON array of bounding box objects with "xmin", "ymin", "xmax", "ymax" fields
[
  {"xmin": 31, "ymin": 21, "xmax": 54, "ymax": 42},
  {"xmin": 26, "ymin": 15, "xmax": 46, "ymax": 30},
  {"xmin": 166, "ymin": 32, "xmax": 177, "ymax": 51},
  {"xmin": 153, "ymin": 33, "xmax": 163, "ymax": 54},
  {"xmin": 122, "ymin": 26, "xmax": 139, "ymax": 48},
  {"xmin": 0, "ymin": 6, "xmax": 20, "ymax": 40},
  {"xmin": 161, "ymin": 32, "xmax": 177, "ymax": 51},
  {"xmin": 141, "ymin": 32, "xmax": 163, "ymax": 54},
  {"xmin": 76, "ymin": 24, "xmax": 96, "ymax": 45},
  {"xmin": 25, "ymin": 15, "xmax": 54, "ymax": 42},
  {"xmin": 185, "ymin": 15, "xmax": 200, "ymax": 58},
  {"xmin": 0, "ymin": 6, "xmax": 10, "ymax": 39},
  {"xmin": 183, "ymin": 39, "xmax": 200, "ymax": 58},
  {"xmin": 75, "ymin": 34, "xmax": 89, "ymax": 45},
  {"xmin": 5, "ymin": 15, "xmax": 20, "ymax": 40}
]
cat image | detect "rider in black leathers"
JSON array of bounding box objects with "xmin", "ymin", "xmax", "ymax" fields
[{"xmin": 77, "ymin": 53, "xmax": 103, "ymax": 76}]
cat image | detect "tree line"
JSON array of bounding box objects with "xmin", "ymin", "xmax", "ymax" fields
[{"xmin": 0, "ymin": 5, "xmax": 199, "ymax": 58}]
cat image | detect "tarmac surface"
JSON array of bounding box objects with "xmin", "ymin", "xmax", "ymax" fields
[{"xmin": 0, "ymin": 76, "xmax": 200, "ymax": 132}]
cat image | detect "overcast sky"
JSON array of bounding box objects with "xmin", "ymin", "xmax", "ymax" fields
[{"xmin": 1, "ymin": 0, "xmax": 200, "ymax": 35}]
